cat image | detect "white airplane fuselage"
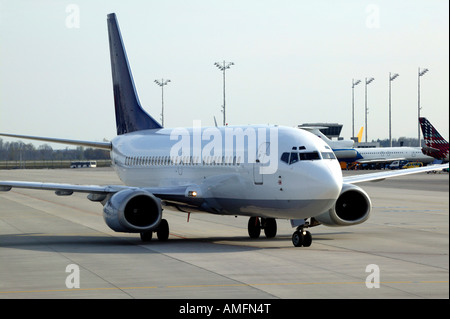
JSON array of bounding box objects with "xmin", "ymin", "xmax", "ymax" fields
[
  {"xmin": 110, "ymin": 125, "xmax": 343, "ymax": 220},
  {"xmin": 356, "ymin": 146, "xmax": 434, "ymax": 163}
]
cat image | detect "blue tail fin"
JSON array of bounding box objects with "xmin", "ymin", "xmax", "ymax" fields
[{"xmin": 107, "ymin": 13, "xmax": 162, "ymax": 135}]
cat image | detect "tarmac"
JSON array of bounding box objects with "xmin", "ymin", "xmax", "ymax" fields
[{"xmin": 0, "ymin": 167, "xmax": 448, "ymax": 300}]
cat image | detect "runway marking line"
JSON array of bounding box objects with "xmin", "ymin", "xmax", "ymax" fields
[{"xmin": 0, "ymin": 280, "xmax": 447, "ymax": 295}]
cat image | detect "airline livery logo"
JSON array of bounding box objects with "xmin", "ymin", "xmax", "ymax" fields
[{"xmin": 419, "ymin": 117, "xmax": 449, "ymax": 159}]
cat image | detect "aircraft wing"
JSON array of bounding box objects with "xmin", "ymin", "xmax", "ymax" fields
[
  {"xmin": 343, "ymin": 163, "xmax": 449, "ymax": 184},
  {"xmin": 0, "ymin": 181, "xmax": 125, "ymax": 194},
  {"xmin": 0, "ymin": 181, "xmax": 193, "ymax": 204},
  {"xmin": 0, "ymin": 133, "xmax": 111, "ymax": 150}
]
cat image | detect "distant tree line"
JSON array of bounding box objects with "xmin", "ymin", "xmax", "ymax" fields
[{"xmin": 0, "ymin": 139, "xmax": 110, "ymax": 161}]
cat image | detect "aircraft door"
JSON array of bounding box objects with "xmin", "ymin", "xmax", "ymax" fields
[{"xmin": 253, "ymin": 142, "xmax": 269, "ymax": 185}]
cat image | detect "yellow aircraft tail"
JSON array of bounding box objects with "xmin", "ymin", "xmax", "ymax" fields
[{"xmin": 356, "ymin": 127, "xmax": 364, "ymax": 143}]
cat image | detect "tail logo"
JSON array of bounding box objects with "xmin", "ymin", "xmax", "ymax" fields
[{"xmin": 419, "ymin": 117, "xmax": 449, "ymax": 160}]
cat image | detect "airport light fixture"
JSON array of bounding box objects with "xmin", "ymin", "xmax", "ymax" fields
[
  {"xmin": 154, "ymin": 78, "xmax": 171, "ymax": 127},
  {"xmin": 214, "ymin": 61, "xmax": 234, "ymax": 126},
  {"xmin": 388, "ymin": 73, "xmax": 399, "ymax": 147},
  {"xmin": 364, "ymin": 77, "xmax": 375, "ymax": 142},
  {"xmin": 352, "ymin": 79, "xmax": 361, "ymax": 140},
  {"xmin": 418, "ymin": 68, "xmax": 428, "ymax": 147}
]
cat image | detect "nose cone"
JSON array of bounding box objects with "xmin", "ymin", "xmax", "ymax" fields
[
  {"xmin": 298, "ymin": 160, "xmax": 342, "ymax": 202},
  {"xmin": 316, "ymin": 160, "xmax": 342, "ymax": 200},
  {"xmin": 324, "ymin": 160, "xmax": 343, "ymax": 197}
]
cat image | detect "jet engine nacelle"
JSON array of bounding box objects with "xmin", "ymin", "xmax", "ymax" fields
[
  {"xmin": 103, "ymin": 189, "xmax": 162, "ymax": 233},
  {"xmin": 314, "ymin": 183, "xmax": 372, "ymax": 227}
]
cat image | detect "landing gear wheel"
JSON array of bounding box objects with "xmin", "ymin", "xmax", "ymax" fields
[
  {"xmin": 302, "ymin": 231, "xmax": 312, "ymax": 247},
  {"xmin": 157, "ymin": 219, "xmax": 169, "ymax": 241},
  {"xmin": 263, "ymin": 218, "xmax": 277, "ymax": 238},
  {"xmin": 248, "ymin": 217, "xmax": 261, "ymax": 239},
  {"xmin": 292, "ymin": 231, "xmax": 303, "ymax": 247},
  {"xmin": 140, "ymin": 230, "xmax": 153, "ymax": 242},
  {"xmin": 292, "ymin": 230, "xmax": 312, "ymax": 247}
]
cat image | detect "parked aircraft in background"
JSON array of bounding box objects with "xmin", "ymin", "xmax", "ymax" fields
[
  {"xmin": 299, "ymin": 126, "xmax": 363, "ymax": 161},
  {"xmin": 351, "ymin": 146, "xmax": 435, "ymax": 165},
  {"xmin": 420, "ymin": 117, "xmax": 449, "ymax": 163},
  {"xmin": 302, "ymin": 126, "xmax": 434, "ymax": 166},
  {"xmin": 0, "ymin": 14, "xmax": 448, "ymax": 247}
]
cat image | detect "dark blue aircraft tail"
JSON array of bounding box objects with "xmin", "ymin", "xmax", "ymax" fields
[{"xmin": 107, "ymin": 13, "xmax": 162, "ymax": 135}]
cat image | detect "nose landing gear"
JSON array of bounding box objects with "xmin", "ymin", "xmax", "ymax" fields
[
  {"xmin": 290, "ymin": 218, "xmax": 319, "ymax": 247},
  {"xmin": 292, "ymin": 228, "xmax": 312, "ymax": 247}
]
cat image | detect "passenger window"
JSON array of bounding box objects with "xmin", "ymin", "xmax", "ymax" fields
[
  {"xmin": 290, "ymin": 152, "xmax": 299, "ymax": 164},
  {"xmin": 281, "ymin": 152, "xmax": 290, "ymax": 164}
]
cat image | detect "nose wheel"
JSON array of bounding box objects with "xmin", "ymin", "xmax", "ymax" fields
[{"xmin": 292, "ymin": 228, "xmax": 312, "ymax": 247}]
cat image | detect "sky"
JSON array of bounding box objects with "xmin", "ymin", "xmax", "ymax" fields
[{"xmin": 0, "ymin": 0, "xmax": 448, "ymax": 149}]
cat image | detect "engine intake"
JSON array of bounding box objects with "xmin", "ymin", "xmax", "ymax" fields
[
  {"xmin": 103, "ymin": 189, "xmax": 162, "ymax": 233},
  {"xmin": 314, "ymin": 183, "xmax": 372, "ymax": 226}
]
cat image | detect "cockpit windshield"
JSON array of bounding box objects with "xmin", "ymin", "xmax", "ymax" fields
[{"xmin": 280, "ymin": 151, "xmax": 336, "ymax": 165}]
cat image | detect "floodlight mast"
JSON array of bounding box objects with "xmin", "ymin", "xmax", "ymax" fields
[
  {"xmin": 352, "ymin": 79, "xmax": 361, "ymax": 139},
  {"xmin": 154, "ymin": 78, "xmax": 171, "ymax": 127},
  {"xmin": 364, "ymin": 77, "xmax": 374, "ymax": 142},
  {"xmin": 418, "ymin": 67, "xmax": 428, "ymax": 147},
  {"xmin": 388, "ymin": 72, "xmax": 399, "ymax": 147},
  {"xmin": 214, "ymin": 61, "xmax": 234, "ymax": 126}
]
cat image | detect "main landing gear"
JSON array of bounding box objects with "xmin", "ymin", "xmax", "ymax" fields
[
  {"xmin": 248, "ymin": 217, "xmax": 277, "ymax": 239},
  {"xmin": 140, "ymin": 219, "xmax": 169, "ymax": 242}
]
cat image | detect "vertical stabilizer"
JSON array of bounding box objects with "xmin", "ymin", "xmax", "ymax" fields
[
  {"xmin": 356, "ymin": 127, "xmax": 364, "ymax": 143},
  {"xmin": 419, "ymin": 117, "xmax": 449, "ymax": 161},
  {"xmin": 107, "ymin": 13, "xmax": 162, "ymax": 135}
]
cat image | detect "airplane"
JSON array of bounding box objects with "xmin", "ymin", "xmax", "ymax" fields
[
  {"xmin": 299, "ymin": 126, "xmax": 362, "ymax": 161},
  {"xmin": 349, "ymin": 146, "xmax": 435, "ymax": 166},
  {"xmin": 0, "ymin": 13, "xmax": 448, "ymax": 247},
  {"xmin": 419, "ymin": 117, "xmax": 449, "ymax": 163},
  {"xmin": 301, "ymin": 126, "xmax": 434, "ymax": 166}
]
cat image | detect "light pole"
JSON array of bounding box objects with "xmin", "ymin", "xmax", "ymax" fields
[
  {"xmin": 418, "ymin": 67, "xmax": 428, "ymax": 147},
  {"xmin": 154, "ymin": 78, "xmax": 171, "ymax": 127},
  {"xmin": 352, "ymin": 79, "xmax": 361, "ymax": 140},
  {"xmin": 388, "ymin": 72, "xmax": 399, "ymax": 147},
  {"xmin": 214, "ymin": 61, "xmax": 234, "ymax": 126},
  {"xmin": 364, "ymin": 77, "xmax": 375, "ymax": 142}
]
